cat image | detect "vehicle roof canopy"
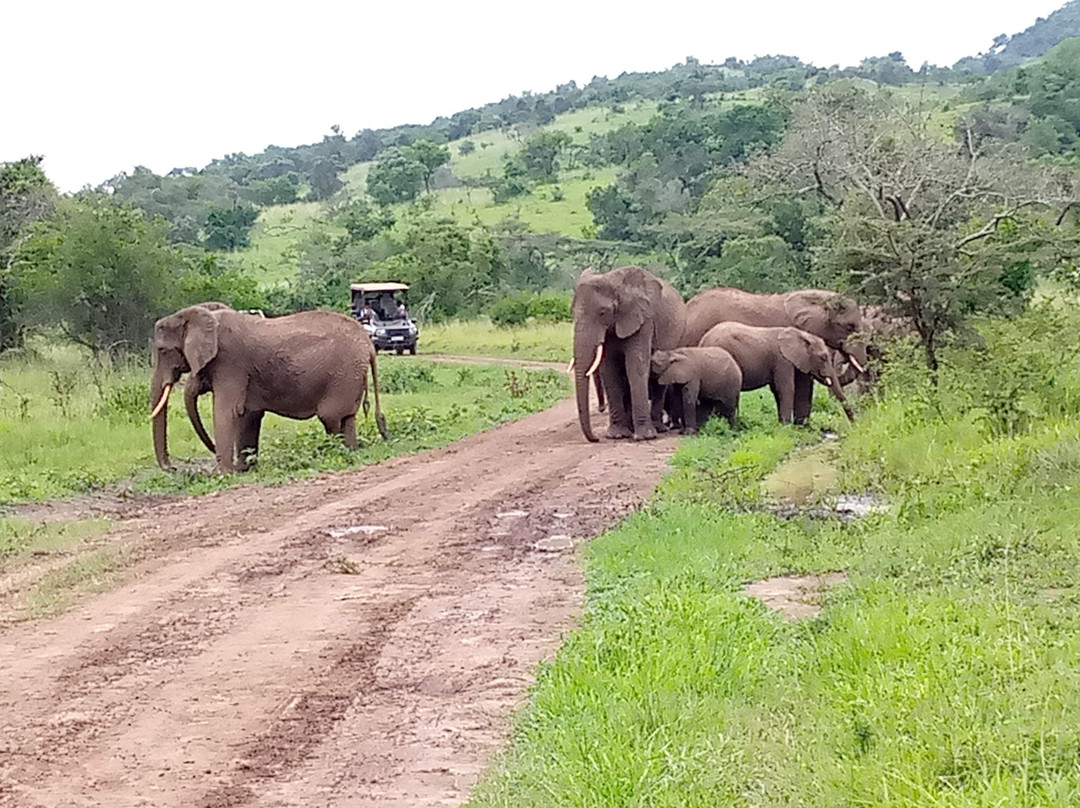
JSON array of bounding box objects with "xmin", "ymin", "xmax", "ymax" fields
[{"xmin": 351, "ymin": 282, "xmax": 409, "ymax": 293}]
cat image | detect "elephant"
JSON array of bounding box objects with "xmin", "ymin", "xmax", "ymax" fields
[
  {"xmin": 699, "ymin": 323, "xmax": 854, "ymax": 424},
  {"xmin": 572, "ymin": 266, "xmax": 687, "ymax": 442},
  {"xmin": 150, "ymin": 304, "xmax": 388, "ymax": 473},
  {"xmin": 650, "ymin": 347, "xmax": 742, "ymax": 434},
  {"xmin": 683, "ymin": 287, "xmax": 866, "ymax": 373}
]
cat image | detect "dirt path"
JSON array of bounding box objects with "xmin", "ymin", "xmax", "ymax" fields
[{"xmin": 0, "ymin": 398, "xmax": 677, "ymax": 807}]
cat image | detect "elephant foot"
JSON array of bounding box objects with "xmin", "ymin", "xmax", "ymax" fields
[
  {"xmin": 653, "ymin": 421, "xmax": 669, "ymax": 434},
  {"xmin": 632, "ymin": 424, "xmax": 658, "ymax": 441},
  {"xmin": 682, "ymin": 427, "xmax": 698, "ymax": 436},
  {"xmin": 605, "ymin": 423, "xmax": 634, "ymax": 440}
]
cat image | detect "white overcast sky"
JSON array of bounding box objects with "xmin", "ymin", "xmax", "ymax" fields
[{"xmin": 1, "ymin": 0, "xmax": 1067, "ymax": 192}]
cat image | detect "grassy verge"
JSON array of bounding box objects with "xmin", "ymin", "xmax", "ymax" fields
[
  {"xmin": 0, "ymin": 344, "xmax": 569, "ymax": 504},
  {"xmin": 421, "ymin": 320, "xmax": 572, "ymax": 362},
  {"xmin": 469, "ymin": 304, "xmax": 1080, "ymax": 807}
]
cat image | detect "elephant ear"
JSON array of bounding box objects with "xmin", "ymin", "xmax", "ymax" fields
[
  {"xmin": 615, "ymin": 267, "xmax": 658, "ymax": 339},
  {"xmin": 656, "ymin": 351, "xmax": 692, "ymax": 385},
  {"xmin": 778, "ymin": 328, "xmax": 816, "ymax": 375},
  {"xmin": 183, "ymin": 306, "xmax": 220, "ymax": 376},
  {"xmin": 784, "ymin": 291, "xmax": 831, "ymax": 337}
]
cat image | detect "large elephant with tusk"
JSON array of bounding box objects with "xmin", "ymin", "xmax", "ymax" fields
[
  {"xmin": 571, "ymin": 266, "xmax": 686, "ymax": 442},
  {"xmin": 150, "ymin": 304, "xmax": 388, "ymax": 473}
]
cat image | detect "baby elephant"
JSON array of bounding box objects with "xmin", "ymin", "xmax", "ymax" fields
[
  {"xmin": 700, "ymin": 323, "xmax": 853, "ymax": 424},
  {"xmin": 651, "ymin": 347, "xmax": 742, "ymax": 434}
]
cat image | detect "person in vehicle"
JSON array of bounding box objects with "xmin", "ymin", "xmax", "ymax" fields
[
  {"xmin": 359, "ymin": 302, "xmax": 377, "ymax": 323},
  {"xmin": 395, "ymin": 299, "xmax": 407, "ymax": 319}
]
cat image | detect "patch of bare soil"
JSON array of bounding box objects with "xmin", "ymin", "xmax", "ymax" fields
[
  {"xmin": 744, "ymin": 571, "xmax": 848, "ymax": 620},
  {"xmin": 0, "ymin": 397, "xmax": 676, "ymax": 807}
]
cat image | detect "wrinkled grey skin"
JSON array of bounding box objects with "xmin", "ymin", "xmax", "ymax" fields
[
  {"xmin": 650, "ymin": 347, "xmax": 742, "ymax": 434},
  {"xmin": 151, "ymin": 304, "xmax": 387, "ymax": 473},
  {"xmin": 684, "ymin": 286, "xmax": 864, "ymax": 361},
  {"xmin": 700, "ymin": 322, "xmax": 854, "ymax": 424},
  {"xmin": 572, "ymin": 266, "xmax": 686, "ymax": 442}
]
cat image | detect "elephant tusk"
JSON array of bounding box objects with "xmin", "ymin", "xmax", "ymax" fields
[
  {"xmin": 823, "ymin": 377, "xmax": 832, "ymax": 386},
  {"xmin": 149, "ymin": 383, "xmax": 172, "ymax": 419},
  {"xmin": 585, "ymin": 344, "xmax": 604, "ymax": 377},
  {"xmin": 566, "ymin": 358, "xmax": 575, "ymax": 374},
  {"xmin": 848, "ymin": 355, "xmax": 866, "ymax": 375}
]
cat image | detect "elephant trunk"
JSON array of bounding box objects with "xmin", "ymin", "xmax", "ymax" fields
[
  {"xmin": 185, "ymin": 376, "xmax": 216, "ymax": 454},
  {"xmin": 823, "ymin": 372, "xmax": 855, "ymax": 422},
  {"xmin": 573, "ymin": 326, "xmax": 602, "ymax": 442},
  {"xmin": 150, "ymin": 367, "xmax": 174, "ymax": 470}
]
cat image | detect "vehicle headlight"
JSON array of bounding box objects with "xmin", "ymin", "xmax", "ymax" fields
[{"xmin": 375, "ymin": 328, "xmax": 387, "ymax": 336}]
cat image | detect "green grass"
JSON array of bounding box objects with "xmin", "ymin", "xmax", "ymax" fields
[
  {"xmin": 421, "ymin": 320, "xmax": 572, "ymax": 362},
  {"xmin": 0, "ymin": 517, "xmax": 110, "ymax": 560},
  {"xmin": 231, "ymin": 201, "xmax": 344, "ymax": 286},
  {"xmin": 427, "ymin": 168, "xmax": 618, "ymax": 236},
  {"xmin": 0, "ymin": 340, "xmax": 570, "ymax": 504},
  {"xmin": 468, "ymin": 305, "xmax": 1080, "ymax": 807}
]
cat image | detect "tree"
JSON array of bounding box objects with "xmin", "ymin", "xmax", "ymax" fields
[
  {"xmin": 367, "ymin": 147, "xmax": 425, "ymax": 206},
  {"xmin": 0, "ymin": 156, "xmax": 57, "ymax": 350},
  {"xmin": 308, "ymin": 159, "xmax": 344, "ymax": 201},
  {"xmin": 204, "ymin": 203, "xmax": 260, "ymax": 251},
  {"xmin": 748, "ymin": 82, "xmax": 1079, "ymax": 371},
  {"xmin": 403, "ymin": 140, "xmax": 450, "ymax": 194},
  {"xmin": 15, "ymin": 198, "xmax": 186, "ymax": 355},
  {"xmin": 520, "ymin": 131, "xmax": 572, "ymax": 181},
  {"xmin": 337, "ymin": 198, "xmax": 395, "ymax": 242}
]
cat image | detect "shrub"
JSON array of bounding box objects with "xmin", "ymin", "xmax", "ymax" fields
[
  {"xmin": 378, "ymin": 361, "xmax": 438, "ymax": 394},
  {"xmin": 489, "ymin": 292, "xmax": 533, "ymax": 327},
  {"xmin": 527, "ymin": 292, "xmax": 571, "ymax": 323},
  {"xmin": 490, "ymin": 291, "xmax": 571, "ymax": 327}
]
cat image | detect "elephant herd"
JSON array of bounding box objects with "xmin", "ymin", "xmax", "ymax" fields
[
  {"xmin": 148, "ymin": 269, "xmax": 900, "ymax": 473},
  {"xmin": 571, "ymin": 266, "xmax": 890, "ymax": 442}
]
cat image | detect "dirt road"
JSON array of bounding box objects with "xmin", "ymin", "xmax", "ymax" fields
[{"xmin": 0, "ymin": 397, "xmax": 677, "ymax": 807}]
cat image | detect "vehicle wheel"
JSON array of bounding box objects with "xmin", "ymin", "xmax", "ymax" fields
[
  {"xmin": 395, "ymin": 347, "xmax": 404, "ymax": 355},
  {"xmin": 409, "ymin": 344, "xmax": 417, "ymax": 355}
]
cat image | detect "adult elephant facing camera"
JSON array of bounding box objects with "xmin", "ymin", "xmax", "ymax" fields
[
  {"xmin": 572, "ymin": 266, "xmax": 686, "ymax": 442},
  {"xmin": 150, "ymin": 305, "xmax": 388, "ymax": 473}
]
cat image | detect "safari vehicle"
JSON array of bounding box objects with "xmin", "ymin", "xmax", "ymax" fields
[{"xmin": 350, "ymin": 282, "xmax": 419, "ymax": 354}]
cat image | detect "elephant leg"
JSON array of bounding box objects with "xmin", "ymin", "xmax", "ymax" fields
[
  {"xmin": 341, "ymin": 414, "xmax": 358, "ymax": 449},
  {"xmin": 600, "ymin": 353, "xmax": 633, "ymax": 440},
  {"xmin": 665, "ymin": 385, "xmax": 684, "ymax": 430},
  {"xmin": 649, "ymin": 379, "xmax": 669, "ymax": 432},
  {"xmin": 236, "ymin": 411, "xmax": 264, "ymax": 471},
  {"xmin": 624, "ymin": 331, "xmax": 656, "ymax": 440},
  {"xmin": 594, "ymin": 374, "xmax": 606, "ymax": 413},
  {"xmin": 681, "ymin": 378, "xmax": 701, "ymax": 435},
  {"xmin": 793, "ymin": 372, "xmax": 814, "ymax": 425},
  {"xmin": 772, "ymin": 367, "xmax": 796, "ymax": 424},
  {"xmin": 212, "ymin": 389, "xmax": 243, "ymax": 473}
]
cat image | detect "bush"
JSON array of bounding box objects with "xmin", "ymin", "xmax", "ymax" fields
[
  {"xmin": 490, "ymin": 291, "xmax": 572, "ymax": 327},
  {"xmin": 489, "ymin": 292, "xmax": 533, "ymax": 327},
  {"xmin": 378, "ymin": 361, "xmax": 438, "ymax": 394},
  {"xmin": 527, "ymin": 292, "xmax": 571, "ymax": 323}
]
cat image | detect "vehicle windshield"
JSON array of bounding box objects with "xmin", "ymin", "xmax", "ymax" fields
[{"xmin": 359, "ymin": 294, "xmax": 408, "ymax": 323}]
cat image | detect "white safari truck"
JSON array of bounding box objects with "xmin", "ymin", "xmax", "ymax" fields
[{"xmin": 350, "ymin": 282, "xmax": 419, "ymax": 354}]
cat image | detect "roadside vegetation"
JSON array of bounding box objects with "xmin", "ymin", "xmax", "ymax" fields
[{"xmin": 470, "ymin": 301, "xmax": 1080, "ymax": 807}]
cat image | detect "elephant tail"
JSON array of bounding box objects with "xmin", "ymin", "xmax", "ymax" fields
[{"xmin": 369, "ymin": 350, "xmax": 388, "ymax": 440}]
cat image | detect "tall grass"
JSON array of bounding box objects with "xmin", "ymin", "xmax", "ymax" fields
[{"xmin": 469, "ymin": 302, "xmax": 1080, "ymax": 807}]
